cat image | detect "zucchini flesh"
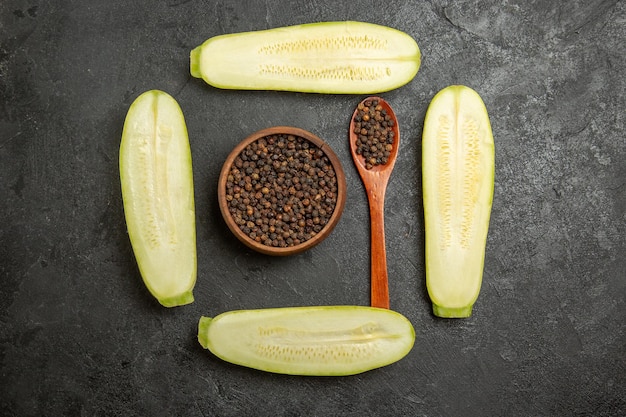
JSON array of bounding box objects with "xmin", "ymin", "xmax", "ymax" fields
[
  {"xmin": 422, "ymin": 86, "xmax": 494, "ymax": 318},
  {"xmin": 198, "ymin": 306, "xmax": 415, "ymax": 375},
  {"xmin": 120, "ymin": 90, "xmax": 196, "ymax": 307},
  {"xmin": 190, "ymin": 21, "xmax": 421, "ymax": 94}
]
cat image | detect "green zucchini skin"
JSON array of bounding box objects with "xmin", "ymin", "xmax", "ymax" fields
[
  {"xmin": 190, "ymin": 21, "xmax": 421, "ymax": 94},
  {"xmin": 120, "ymin": 90, "xmax": 197, "ymax": 307},
  {"xmin": 198, "ymin": 306, "xmax": 415, "ymax": 375},
  {"xmin": 422, "ymin": 85, "xmax": 495, "ymax": 318}
]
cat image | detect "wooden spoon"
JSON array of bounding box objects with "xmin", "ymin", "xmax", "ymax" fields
[{"xmin": 349, "ymin": 96, "xmax": 400, "ymax": 309}]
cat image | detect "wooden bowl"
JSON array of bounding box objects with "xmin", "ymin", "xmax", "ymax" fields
[{"xmin": 218, "ymin": 126, "xmax": 346, "ymax": 256}]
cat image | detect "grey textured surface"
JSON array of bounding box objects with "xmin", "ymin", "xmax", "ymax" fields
[{"xmin": 1, "ymin": 0, "xmax": 625, "ymax": 416}]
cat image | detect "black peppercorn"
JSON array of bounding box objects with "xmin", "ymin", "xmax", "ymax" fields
[
  {"xmin": 353, "ymin": 99, "xmax": 395, "ymax": 169},
  {"xmin": 225, "ymin": 134, "xmax": 338, "ymax": 248}
]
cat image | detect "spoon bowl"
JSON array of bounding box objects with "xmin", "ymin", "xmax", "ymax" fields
[
  {"xmin": 350, "ymin": 98, "xmax": 400, "ymax": 175},
  {"xmin": 349, "ymin": 97, "xmax": 400, "ymax": 309}
]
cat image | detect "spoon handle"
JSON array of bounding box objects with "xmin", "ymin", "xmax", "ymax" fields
[{"xmin": 367, "ymin": 188, "xmax": 390, "ymax": 309}]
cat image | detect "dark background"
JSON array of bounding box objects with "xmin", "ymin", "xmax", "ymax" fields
[{"xmin": 1, "ymin": 0, "xmax": 625, "ymax": 416}]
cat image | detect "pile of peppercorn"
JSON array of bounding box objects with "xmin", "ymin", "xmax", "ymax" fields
[
  {"xmin": 224, "ymin": 134, "xmax": 338, "ymax": 248},
  {"xmin": 353, "ymin": 99, "xmax": 395, "ymax": 169}
]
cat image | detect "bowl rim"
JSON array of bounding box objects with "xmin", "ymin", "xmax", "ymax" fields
[{"xmin": 218, "ymin": 126, "xmax": 347, "ymax": 256}]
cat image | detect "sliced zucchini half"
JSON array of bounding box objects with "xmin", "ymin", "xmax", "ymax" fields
[
  {"xmin": 190, "ymin": 21, "xmax": 421, "ymax": 94},
  {"xmin": 120, "ymin": 90, "xmax": 197, "ymax": 307},
  {"xmin": 198, "ymin": 306, "xmax": 415, "ymax": 375},
  {"xmin": 422, "ymin": 85, "xmax": 495, "ymax": 318}
]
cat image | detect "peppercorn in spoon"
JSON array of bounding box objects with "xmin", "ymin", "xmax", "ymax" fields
[{"xmin": 349, "ymin": 97, "xmax": 400, "ymax": 309}]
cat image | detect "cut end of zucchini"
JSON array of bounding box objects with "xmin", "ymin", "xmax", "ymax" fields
[
  {"xmin": 198, "ymin": 306, "xmax": 415, "ymax": 376},
  {"xmin": 159, "ymin": 290, "xmax": 195, "ymax": 308},
  {"xmin": 120, "ymin": 90, "xmax": 197, "ymax": 308},
  {"xmin": 422, "ymin": 85, "xmax": 494, "ymax": 318},
  {"xmin": 198, "ymin": 316, "xmax": 213, "ymax": 348},
  {"xmin": 190, "ymin": 47, "xmax": 202, "ymax": 78},
  {"xmin": 190, "ymin": 21, "xmax": 421, "ymax": 94},
  {"xmin": 432, "ymin": 304, "xmax": 473, "ymax": 319}
]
